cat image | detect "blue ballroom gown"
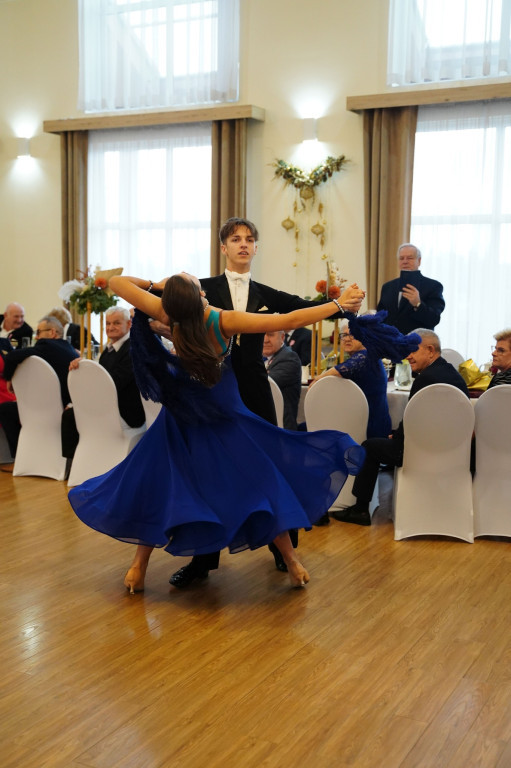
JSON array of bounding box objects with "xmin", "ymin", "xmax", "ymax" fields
[{"xmin": 69, "ymin": 311, "xmax": 365, "ymax": 557}]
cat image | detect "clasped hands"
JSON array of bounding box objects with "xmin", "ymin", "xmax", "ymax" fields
[{"xmin": 339, "ymin": 283, "xmax": 365, "ymax": 314}]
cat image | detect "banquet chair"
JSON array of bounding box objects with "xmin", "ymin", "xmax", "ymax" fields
[
  {"xmin": 12, "ymin": 356, "xmax": 67, "ymax": 480},
  {"xmin": 304, "ymin": 376, "xmax": 378, "ymax": 512},
  {"xmin": 393, "ymin": 383, "xmax": 475, "ymax": 543},
  {"xmin": 473, "ymin": 385, "xmax": 511, "ymax": 537},
  {"xmin": 441, "ymin": 348, "xmax": 465, "ymax": 369},
  {"xmin": 141, "ymin": 395, "xmax": 162, "ymax": 429},
  {"xmin": 268, "ymin": 376, "xmax": 284, "ymax": 428},
  {"xmin": 67, "ymin": 360, "xmax": 146, "ymax": 487}
]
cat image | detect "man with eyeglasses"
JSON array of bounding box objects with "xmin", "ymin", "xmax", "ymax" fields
[
  {"xmin": 0, "ymin": 316, "xmax": 79, "ymax": 470},
  {"xmin": 488, "ymin": 330, "xmax": 511, "ymax": 388}
]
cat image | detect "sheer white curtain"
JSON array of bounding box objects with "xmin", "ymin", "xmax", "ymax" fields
[
  {"xmin": 410, "ymin": 100, "xmax": 511, "ymax": 366},
  {"xmin": 88, "ymin": 123, "xmax": 212, "ymax": 308},
  {"xmin": 388, "ymin": 0, "xmax": 511, "ymax": 85},
  {"xmin": 79, "ymin": 0, "xmax": 240, "ymax": 111}
]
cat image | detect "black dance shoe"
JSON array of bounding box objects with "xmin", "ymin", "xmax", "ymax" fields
[
  {"xmin": 332, "ymin": 505, "xmax": 371, "ymax": 526},
  {"xmin": 268, "ymin": 542, "xmax": 288, "ymax": 572},
  {"xmin": 169, "ymin": 564, "xmax": 209, "ymax": 588},
  {"xmin": 313, "ymin": 512, "xmax": 330, "ymax": 526},
  {"xmin": 272, "ymin": 549, "xmax": 288, "ymax": 572}
]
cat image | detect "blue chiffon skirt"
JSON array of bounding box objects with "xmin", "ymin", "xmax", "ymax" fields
[{"xmin": 69, "ymin": 359, "xmax": 365, "ymax": 557}]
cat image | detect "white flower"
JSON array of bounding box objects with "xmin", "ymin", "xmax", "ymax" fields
[{"xmin": 58, "ymin": 279, "xmax": 84, "ymax": 303}]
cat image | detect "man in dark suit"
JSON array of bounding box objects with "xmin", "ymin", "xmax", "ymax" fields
[
  {"xmin": 333, "ymin": 328, "xmax": 469, "ymax": 526},
  {"xmin": 0, "ymin": 315, "xmax": 79, "ymax": 467},
  {"xmin": 263, "ymin": 329, "xmax": 302, "ymax": 430},
  {"xmin": 377, "ymin": 244, "xmax": 445, "ymax": 334},
  {"xmin": 0, "ymin": 303, "xmax": 33, "ymax": 346},
  {"xmin": 169, "ymin": 216, "xmax": 365, "ymax": 587},
  {"xmin": 284, "ymin": 326, "xmax": 312, "ymax": 366},
  {"xmin": 95, "ymin": 308, "xmax": 145, "ymax": 428},
  {"xmin": 61, "ymin": 307, "xmax": 145, "ymax": 458}
]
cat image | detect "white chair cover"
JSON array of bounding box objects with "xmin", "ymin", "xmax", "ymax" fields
[
  {"xmin": 441, "ymin": 348, "xmax": 465, "ymax": 369},
  {"xmin": 12, "ymin": 356, "xmax": 67, "ymax": 480},
  {"xmin": 141, "ymin": 395, "xmax": 162, "ymax": 428},
  {"xmin": 268, "ymin": 376, "xmax": 284, "ymax": 428},
  {"xmin": 304, "ymin": 376, "xmax": 377, "ymax": 511},
  {"xmin": 67, "ymin": 360, "xmax": 146, "ymax": 487},
  {"xmin": 394, "ymin": 383, "xmax": 475, "ymax": 543},
  {"xmin": 473, "ymin": 385, "xmax": 511, "ymax": 537}
]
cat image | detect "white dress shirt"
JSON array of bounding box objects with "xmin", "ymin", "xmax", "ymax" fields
[{"xmin": 225, "ymin": 269, "xmax": 251, "ymax": 311}]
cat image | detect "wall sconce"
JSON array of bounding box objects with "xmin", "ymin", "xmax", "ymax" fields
[
  {"xmin": 302, "ymin": 118, "xmax": 318, "ymax": 143},
  {"xmin": 16, "ymin": 137, "xmax": 31, "ymax": 157}
]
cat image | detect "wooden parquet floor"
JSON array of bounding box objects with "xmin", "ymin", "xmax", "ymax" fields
[{"xmin": 1, "ymin": 470, "xmax": 511, "ymax": 768}]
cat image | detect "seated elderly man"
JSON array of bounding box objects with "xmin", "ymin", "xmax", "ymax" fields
[
  {"xmin": 61, "ymin": 306, "xmax": 145, "ymax": 459},
  {"xmin": 333, "ymin": 328, "xmax": 469, "ymax": 526},
  {"xmin": 0, "ymin": 315, "xmax": 79, "ymax": 470},
  {"xmin": 488, "ymin": 329, "xmax": 511, "ymax": 388},
  {"xmin": 0, "ymin": 302, "xmax": 33, "ymax": 346},
  {"xmin": 47, "ymin": 306, "xmax": 97, "ymax": 351},
  {"xmin": 263, "ymin": 329, "xmax": 302, "ymax": 430}
]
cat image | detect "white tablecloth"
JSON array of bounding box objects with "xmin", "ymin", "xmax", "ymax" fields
[{"xmin": 386, "ymin": 382, "xmax": 410, "ymax": 429}]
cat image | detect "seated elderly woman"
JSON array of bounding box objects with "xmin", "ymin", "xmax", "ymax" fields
[
  {"xmin": 488, "ymin": 328, "xmax": 511, "ymax": 388},
  {"xmin": 310, "ymin": 312, "xmax": 420, "ymax": 439}
]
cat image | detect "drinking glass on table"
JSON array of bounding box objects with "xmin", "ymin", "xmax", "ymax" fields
[{"xmin": 395, "ymin": 360, "xmax": 412, "ymax": 388}]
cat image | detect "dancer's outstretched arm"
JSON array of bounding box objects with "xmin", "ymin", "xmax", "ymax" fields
[
  {"xmin": 109, "ymin": 275, "xmax": 167, "ymax": 322},
  {"xmin": 221, "ymin": 284, "xmax": 363, "ymax": 336}
]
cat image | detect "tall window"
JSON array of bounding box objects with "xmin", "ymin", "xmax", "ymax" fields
[
  {"xmin": 88, "ymin": 123, "xmax": 212, "ymax": 305},
  {"xmin": 388, "ymin": 0, "xmax": 511, "ymax": 86},
  {"xmin": 79, "ymin": 0, "xmax": 240, "ymax": 111},
  {"xmin": 410, "ymin": 100, "xmax": 511, "ymax": 365}
]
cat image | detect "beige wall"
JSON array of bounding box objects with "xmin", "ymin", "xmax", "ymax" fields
[{"xmin": 0, "ymin": 0, "xmax": 388, "ymax": 326}]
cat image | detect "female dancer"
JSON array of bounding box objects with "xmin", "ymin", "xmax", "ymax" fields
[{"xmin": 69, "ymin": 273, "xmax": 366, "ymax": 591}]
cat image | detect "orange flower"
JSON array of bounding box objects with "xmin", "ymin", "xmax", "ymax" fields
[
  {"xmin": 328, "ymin": 285, "xmax": 341, "ymax": 299},
  {"xmin": 94, "ymin": 277, "xmax": 107, "ymax": 289},
  {"xmin": 315, "ymin": 280, "xmax": 327, "ymax": 294}
]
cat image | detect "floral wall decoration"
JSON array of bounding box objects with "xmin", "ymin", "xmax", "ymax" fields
[{"xmin": 272, "ymin": 155, "xmax": 348, "ymax": 268}]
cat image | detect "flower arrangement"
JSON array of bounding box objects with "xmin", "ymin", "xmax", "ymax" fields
[
  {"xmin": 313, "ymin": 280, "xmax": 342, "ymax": 302},
  {"xmin": 59, "ymin": 266, "xmax": 122, "ymax": 315},
  {"xmin": 311, "ymin": 260, "xmax": 347, "ymax": 302}
]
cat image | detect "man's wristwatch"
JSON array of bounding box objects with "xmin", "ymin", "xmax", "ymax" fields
[{"xmin": 413, "ymin": 302, "xmax": 421, "ymax": 311}]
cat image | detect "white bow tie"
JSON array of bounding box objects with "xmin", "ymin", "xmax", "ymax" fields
[{"xmin": 225, "ymin": 270, "xmax": 251, "ymax": 284}]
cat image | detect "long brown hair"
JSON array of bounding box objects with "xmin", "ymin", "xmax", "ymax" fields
[{"xmin": 161, "ymin": 275, "xmax": 222, "ymax": 387}]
